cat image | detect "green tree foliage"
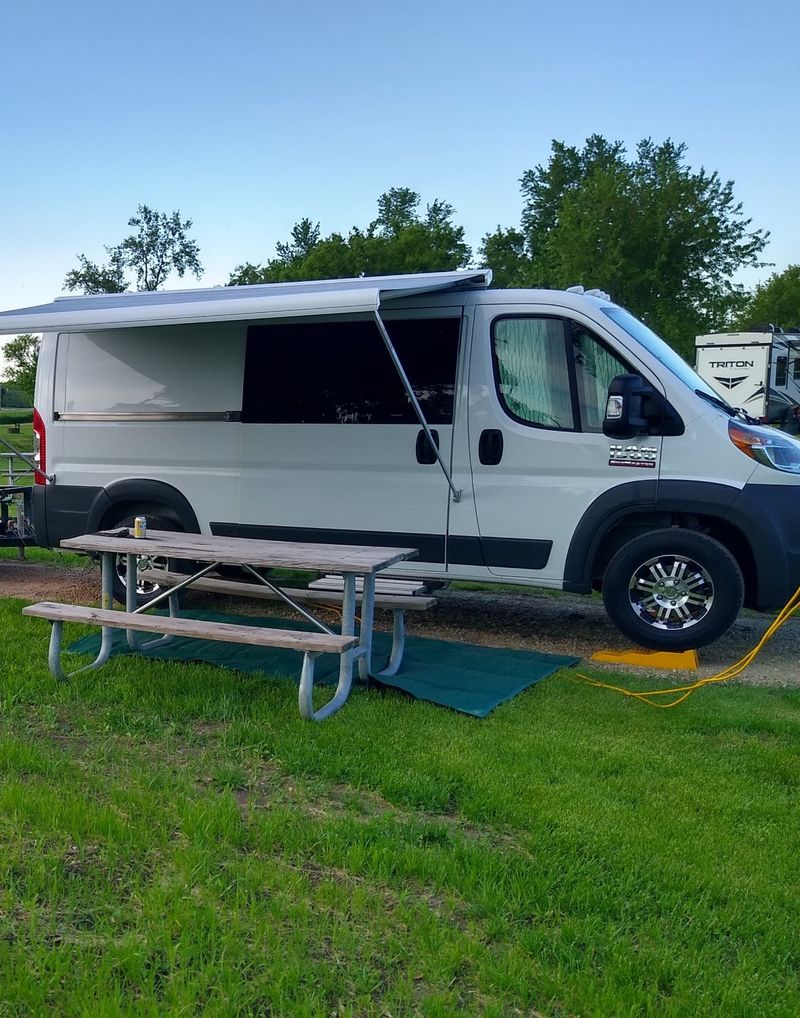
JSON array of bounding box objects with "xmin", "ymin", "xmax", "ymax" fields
[
  {"xmin": 228, "ymin": 188, "xmax": 471, "ymax": 285},
  {"xmin": 2, "ymin": 334, "xmax": 40, "ymax": 402},
  {"xmin": 64, "ymin": 205, "xmax": 203, "ymax": 294},
  {"xmin": 479, "ymin": 227, "xmax": 528, "ymax": 288},
  {"xmin": 737, "ymin": 265, "xmax": 800, "ymax": 330},
  {"xmin": 480, "ymin": 136, "xmax": 769, "ymax": 358}
]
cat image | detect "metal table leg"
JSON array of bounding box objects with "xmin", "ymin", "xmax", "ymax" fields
[
  {"xmin": 358, "ymin": 573, "xmax": 376, "ymax": 680},
  {"xmin": 125, "ymin": 553, "xmax": 175, "ymax": 651},
  {"xmin": 298, "ymin": 571, "xmax": 359, "ymax": 721},
  {"xmin": 374, "ymin": 609, "xmax": 407, "ymax": 677},
  {"xmin": 126, "ymin": 557, "xmax": 218, "ymax": 651},
  {"xmin": 46, "ymin": 552, "xmax": 116, "ymax": 681}
]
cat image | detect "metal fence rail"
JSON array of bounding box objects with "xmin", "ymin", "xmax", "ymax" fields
[
  {"xmin": 0, "ymin": 438, "xmax": 37, "ymax": 554},
  {"xmin": 1, "ymin": 451, "xmax": 34, "ymax": 486}
]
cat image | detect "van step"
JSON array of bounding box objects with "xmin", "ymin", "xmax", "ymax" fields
[{"xmin": 308, "ymin": 574, "xmax": 427, "ymax": 596}]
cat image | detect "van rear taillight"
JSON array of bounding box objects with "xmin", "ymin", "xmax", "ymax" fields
[{"xmin": 32, "ymin": 408, "xmax": 47, "ymax": 484}]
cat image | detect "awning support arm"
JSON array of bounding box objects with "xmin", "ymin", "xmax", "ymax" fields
[
  {"xmin": 373, "ymin": 310, "xmax": 461, "ymax": 503},
  {"xmin": 0, "ymin": 435, "xmax": 54, "ymax": 483}
]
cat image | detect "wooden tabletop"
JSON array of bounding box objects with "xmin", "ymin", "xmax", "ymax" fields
[{"xmin": 60, "ymin": 529, "xmax": 419, "ymax": 573}]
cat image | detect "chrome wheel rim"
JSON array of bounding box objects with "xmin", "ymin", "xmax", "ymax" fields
[
  {"xmin": 115, "ymin": 552, "xmax": 169, "ymax": 596},
  {"xmin": 628, "ymin": 554, "xmax": 714, "ymax": 630}
]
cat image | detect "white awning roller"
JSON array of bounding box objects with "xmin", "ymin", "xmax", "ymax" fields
[{"xmin": 0, "ymin": 269, "xmax": 492, "ymax": 335}]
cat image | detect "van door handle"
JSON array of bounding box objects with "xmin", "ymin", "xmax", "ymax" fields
[
  {"xmin": 415, "ymin": 429, "xmax": 439, "ymax": 464},
  {"xmin": 479, "ymin": 429, "xmax": 503, "ymax": 465}
]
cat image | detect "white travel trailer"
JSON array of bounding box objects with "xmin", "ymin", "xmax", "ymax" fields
[
  {"xmin": 3, "ymin": 269, "xmax": 800, "ymax": 651},
  {"xmin": 695, "ymin": 327, "xmax": 800, "ymax": 422}
]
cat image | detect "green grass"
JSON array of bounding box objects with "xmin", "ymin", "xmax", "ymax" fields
[
  {"xmin": 0, "ymin": 595, "xmax": 799, "ymax": 1016},
  {"xmin": 0, "ymin": 546, "xmax": 87, "ymax": 567},
  {"xmin": 0, "ymin": 417, "xmax": 32, "ymax": 446}
]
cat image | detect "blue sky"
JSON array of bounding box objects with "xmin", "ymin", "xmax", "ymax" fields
[{"xmin": 1, "ymin": 0, "xmax": 798, "ymax": 360}]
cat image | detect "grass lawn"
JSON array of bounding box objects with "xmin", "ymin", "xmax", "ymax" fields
[
  {"xmin": 0, "ymin": 595, "xmax": 798, "ymax": 1016},
  {"xmin": 0, "ymin": 546, "xmax": 87, "ymax": 568},
  {"xmin": 0, "ymin": 414, "xmax": 33, "ymax": 449}
]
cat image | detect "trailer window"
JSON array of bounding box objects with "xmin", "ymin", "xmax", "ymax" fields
[
  {"xmin": 776, "ymin": 356, "xmax": 788, "ymax": 387},
  {"xmin": 794, "ymin": 358, "xmax": 800, "ymax": 381},
  {"xmin": 242, "ymin": 317, "xmax": 459, "ymax": 424}
]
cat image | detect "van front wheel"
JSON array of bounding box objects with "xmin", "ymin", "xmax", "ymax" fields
[{"xmin": 602, "ymin": 529, "xmax": 744, "ymax": 651}]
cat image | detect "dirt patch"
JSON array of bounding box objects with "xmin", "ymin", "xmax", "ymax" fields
[
  {"xmin": 5, "ymin": 559, "xmax": 799, "ymax": 687},
  {"xmin": 2, "ymin": 559, "xmax": 98, "ymax": 604}
]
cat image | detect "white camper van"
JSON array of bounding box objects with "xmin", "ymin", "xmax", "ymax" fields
[
  {"xmin": 3, "ymin": 269, "xmax": 800, "ymax": 652},
  {"xmin": 695, "ymin": 327, "xmax": 800, "ymax": 422}
]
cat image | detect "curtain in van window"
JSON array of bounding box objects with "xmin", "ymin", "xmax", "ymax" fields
[
  {"xmin": 572, "ymin": 326, "xmax": 632, "ymax": 431},
  {"xmin": 493, "ymin": 318, "xmax": 574, "ymax": 429}
]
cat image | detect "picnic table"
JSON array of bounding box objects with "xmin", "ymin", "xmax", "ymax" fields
[{"xmin": 23, "ymin": 530, "xmax": 420, "ymax": 721}]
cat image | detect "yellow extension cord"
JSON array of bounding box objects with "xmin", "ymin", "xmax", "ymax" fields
[
  {"xmin": 568, "ymin": 584, "xmax": 800, "ymax": 708},
  {"xmin": 295, "ymin": 584, "xmax": 799, "ymax": 709}
]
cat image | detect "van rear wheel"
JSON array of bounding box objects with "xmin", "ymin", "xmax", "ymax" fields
[
  {"xmin": 106, "ymin": 512, "xmax": 183, "ymax": 607},
  {"xmin": 602, "ymin": 529, "xmax": 744, "ymax": 651}
]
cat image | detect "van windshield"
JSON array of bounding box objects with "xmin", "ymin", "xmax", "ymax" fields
[{"xmin": 602, "ymin": 306, "xmax": 725, "ymax": 404}]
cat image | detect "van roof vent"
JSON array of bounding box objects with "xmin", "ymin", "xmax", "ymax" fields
[{"xmin": 566, "ymin": 285, "xmax": 611, "ymax": 301}]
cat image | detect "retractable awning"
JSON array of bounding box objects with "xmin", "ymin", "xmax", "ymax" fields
[{"xmin": 0, "ymin": 269, "xmax": 492, "ymax": 335}]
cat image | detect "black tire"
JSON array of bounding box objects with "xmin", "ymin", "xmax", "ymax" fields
[
  {"xmin": 105, "ymin": 511, "xmax": 183, "ymax": 607},
  {"xmin": 602, "ymin": 528, "xmax": 744, "ymax": 651}
]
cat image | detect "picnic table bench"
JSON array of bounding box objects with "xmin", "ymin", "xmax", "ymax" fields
[{"xmin": 22, "ymin": 530, "xmax": 422, "ymax": 721}]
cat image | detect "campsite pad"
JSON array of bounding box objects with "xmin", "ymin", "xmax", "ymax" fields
[{"xmin": 69, "ymin": 609, "xmax": 578, "ymax": 717}]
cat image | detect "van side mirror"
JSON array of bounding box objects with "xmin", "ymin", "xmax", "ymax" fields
[{"xmin": 603, "ymin": 374, "xmax": 659, "ymax": 438}]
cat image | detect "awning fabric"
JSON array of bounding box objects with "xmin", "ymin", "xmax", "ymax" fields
[{"xmin": 0, "ymin": 270, "xmax": 492, "ymax": 335}]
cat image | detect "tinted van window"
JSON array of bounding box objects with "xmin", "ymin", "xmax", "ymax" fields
[{"xmin": 242, "ymin": 318, "xmax": 460, "ymax": 424}]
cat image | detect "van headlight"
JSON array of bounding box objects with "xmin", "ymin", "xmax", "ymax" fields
[{"xmin": 729, "ymin": 421, "xmax": 800, "ymax": 473}]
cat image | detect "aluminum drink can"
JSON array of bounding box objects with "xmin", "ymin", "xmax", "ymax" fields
[{"xmin": 133, "ymin": 516, "xmax": 147, "ymax": 539}]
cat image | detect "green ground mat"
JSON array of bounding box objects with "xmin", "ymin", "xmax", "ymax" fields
[{"xmin": 69, "ymin": 609, "xmax": 578, "ymax": 718}]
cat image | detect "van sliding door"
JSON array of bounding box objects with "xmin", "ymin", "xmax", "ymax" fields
[{"xmin": 233, "ymin": 311, "xmax": 461, "ymax": 576}]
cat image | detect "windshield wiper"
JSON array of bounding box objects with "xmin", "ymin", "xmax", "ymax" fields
[{"xmin": 694, "ymin": 389, "xmax": 758, "ymax": 424}]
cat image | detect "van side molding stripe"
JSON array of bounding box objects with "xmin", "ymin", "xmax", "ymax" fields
[{"xmin": 210, "ymin": 522, "xmax": 552, "ymax": 570}]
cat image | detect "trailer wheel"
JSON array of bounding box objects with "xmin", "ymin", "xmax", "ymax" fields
[
  {"xmin": 106, "ymin": 512, "xmax": 183, "ymax": 607},
  {"xmin": 602, "ymin": 528, "xmax": 744, "ymax": 651}
]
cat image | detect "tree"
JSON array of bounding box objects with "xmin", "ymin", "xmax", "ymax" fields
[
  {"xmin": 737, "ymin": 265, "xmax": 800, "ymax": 329},
  {"xmin": 228, "ymin": 188, "xmax": 471, "ymax": 286},
  {"xmin": 480, "ymin": 136, "xmax": 769, "ymax": 358},
  {"xmin": 479, "ymin": 227, "xmax": 529, "ymax": 289},
  {"xmin": 2, "ymin": 334, "xmax": 39, "ymax": 403},
  {"xmin": 64, "ymin": 205, "xmax": 203, "ymax": 294},
  {"xmin": 63, "ymin": 250, "xmax": 128, "ymax": 295},
  {"xmin": 274, "ymin": 218, "xmax": 321, "ymax": 266}
]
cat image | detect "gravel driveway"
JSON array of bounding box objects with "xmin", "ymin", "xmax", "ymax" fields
[{"xmin": 4, "ymin": 558, "xmax": 799, "ymax": 688}]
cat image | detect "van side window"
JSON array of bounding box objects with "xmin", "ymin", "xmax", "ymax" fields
[
  {"xmin": 492, "ymin": 316, "xmax": 635, "ymax": 432},
  {"xmin": 242, "ymin": 318, "xmax": 460, "ymax": 424},
  {"xmin": 492, "ymin": 317, "xmax": 575, "ymax": 429},
  {"xmin": 571, "ymin": 323, "xmax": 634, "ymax": 432}
]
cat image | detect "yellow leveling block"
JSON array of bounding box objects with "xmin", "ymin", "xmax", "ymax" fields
[{"xmin": 591, "ymin": 648, "xmax": 699, "ymax": 670}]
